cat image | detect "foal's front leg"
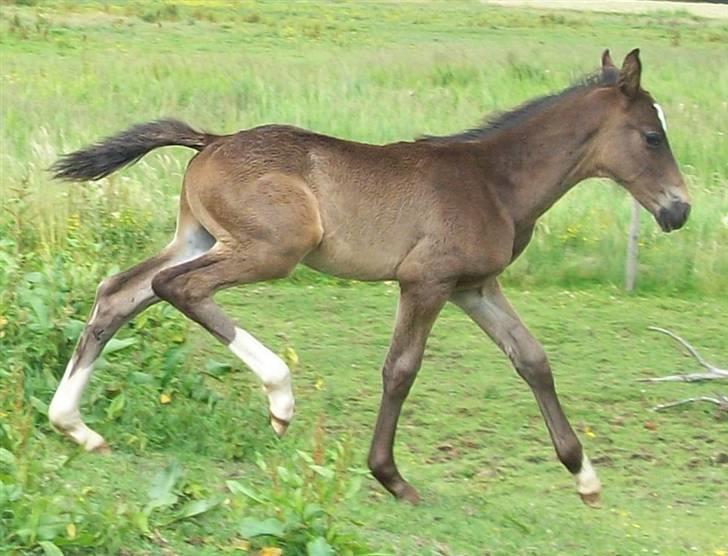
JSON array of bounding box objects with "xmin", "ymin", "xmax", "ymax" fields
[
  {"xmin": 451, "ymin": 281, "xmax": 602, "ymax": 506},
  {"xmin": 367, "ymin": 280, "xmax": 451, "ymax": 503}
]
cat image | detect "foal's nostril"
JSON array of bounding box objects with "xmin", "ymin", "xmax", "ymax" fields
[
  {"xmin": 681, "ymin": 202, "xmax": 690, "ymax": 222},
  {"xmin": 657, "ymin": 201, "xmax": 690, "ymax": 232},
  {"xmin": 674, "ymin": 201, "xmax": 691, "ymax": 228}
]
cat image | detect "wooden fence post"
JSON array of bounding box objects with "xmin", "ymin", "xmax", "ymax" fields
[{"xmin": 625, "ymin": 198, "xmax": 640, "ymax": 291}]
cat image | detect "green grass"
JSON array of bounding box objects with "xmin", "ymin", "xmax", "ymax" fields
[
  {"xmin": 1, "ymin": 1, "xmax": 727, "ymax": 554},
  {"xmin": 4, "ymin": 283, "xmax": 728, "ymax": 554}
]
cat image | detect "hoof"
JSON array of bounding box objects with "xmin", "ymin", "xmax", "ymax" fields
[
  {"xmin": 579, "ymin": 491, "xmax": 601, "ymax": 508},
  {"xmin": 90, "ymin": 441, "xmax": 111, "ymax": 455},
  {"xmin": 55, "ymin": 422, "xmax": 108, "ymax": 454},
  {"xmin": 270, "ymin": 412, "xmax": 290, "ymax": 438},
  {"xmin": 395, "ymin": 484, "xmax": 421, "ymax": 505}
]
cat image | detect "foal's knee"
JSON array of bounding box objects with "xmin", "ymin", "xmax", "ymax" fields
[
  {"xmin": 507, "ymin": 331, "xmax": 552, "ymax": 388},
  {"xmin": 382, "ymin": 350, "xmax": 421, "ymax": 398},
  {"xmin": 515, "ymin": 347, "xmax": 551, "ymax": 384}
]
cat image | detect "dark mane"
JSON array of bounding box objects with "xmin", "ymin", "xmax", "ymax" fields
[{"xmin": 419, "ymin": 69, "xmax": 618, "ymax": 144}]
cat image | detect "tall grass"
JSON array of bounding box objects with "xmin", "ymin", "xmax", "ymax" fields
[{"xmin": 1, "ymin": 2, "xmax": 725, "ymax": 295}]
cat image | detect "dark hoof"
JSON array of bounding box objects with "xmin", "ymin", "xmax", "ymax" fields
[{"xmin": 394, "ymin": 484, "xmax": 421, "ymax": 505}]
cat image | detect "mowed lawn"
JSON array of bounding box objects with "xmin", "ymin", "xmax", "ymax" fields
[{"xmin": 1, "ymin": 1, "xmax": 727, "ymax": 555}]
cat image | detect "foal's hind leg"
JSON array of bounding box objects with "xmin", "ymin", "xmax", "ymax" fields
[
  {"xmin": 451, "ymin": 280, "xmax": 602, "ymax": 507},
  {"xmin": 49, "ymin": 224, "xmax": 214, "ymax": 450},
  {"xmin": 151, "ymin": 173, "xmax": 323, "ymax": 436}
]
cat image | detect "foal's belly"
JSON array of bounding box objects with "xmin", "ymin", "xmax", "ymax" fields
[{"xmin": 302, "ymin": 235, "xmax": 406, "ymax": 281}]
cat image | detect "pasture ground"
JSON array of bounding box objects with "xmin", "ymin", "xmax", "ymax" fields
[
  {"xmin": 7, "ymin": 283, "xmax": 728, "ymax": 555},
  {"xmin": 1, "ymin": 1, "xmax": 726, "ymax": 555}
]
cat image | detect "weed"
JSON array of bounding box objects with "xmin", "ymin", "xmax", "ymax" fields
[{"xmin": 227, "ymin": 421, "xmax": 373, "ymax": 555}]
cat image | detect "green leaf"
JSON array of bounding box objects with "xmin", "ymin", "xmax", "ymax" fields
[
  {"xmin": 145, "ymin": 491, "xmax": 178, "ymax": 514},
  {"xmin": 303, "ymin": 503, "xmax": 325, "ymax": 521},
  {"xmin": 29, "ymin": 396, "xmax": 49, "ymax": 417},
  {"xmin": 180, "ymin": 497, "xmax": 220, "ymax": 518},
  {"xmin": 129, "ymin": 371, "xmax": 155, "ymax": 384},
  {"xmin": 105, "ymin": 392, "xmax": 126, "ymax": 421},
  {"xmin": 62, "ymin": 319, "xmax": 84, "ymax": 341},
  {"xmin": 307, "ymin": 536, "xmax": 335, "ymax": 556},
  {"xmin": 226, "ymin": 480, "xmax": 265, "ymax": 504},
  {"xmin": 239, "ymin": 517, "xmax": 285, "ymax": 539},
  {"xmin": 202, "ymin": 360, "xmax": 233, "ymax": 380},
  {"xmin": 101, "ymin": 337, "xmax": 137, "ymax": 356},
  {"xmin": 131, "ymin": 510, "xmax": 150, "ymax": 534},
  {"xmin": 38, "ymin": 541, "xmax": 64, "ymax": 556},
  {"xmin": 0, "ymin": 447, "xmax": 16, "ymax": 467},
  {"xmin": 164, "ymin": 497, "xmax": 221, "ymax": 525},
  {"xmin": 310, "ymin": 465, "xmax": 335, "ymax": 479},
  {"xmin": 24, "ymin": 272, "xmax": 44, "ymax": 284},
  {"xmin": 28, "ymin": 295, "xmax": 50, "ymax": 330},
  {"xmin": 344, "ymin": 475, "xmax": 363, "ymax": 499},
  {"xmin": 147, "ymin": 461, "xmax": 183, "ymax": 510},
  {"xmin": 276, "ymin": 465, "xmax": 290, "ymax": 483}
]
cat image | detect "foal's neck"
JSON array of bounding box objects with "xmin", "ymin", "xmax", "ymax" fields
[{"xmin": 481, "ymin": 89, "xmax": 609, "ymax": 229}]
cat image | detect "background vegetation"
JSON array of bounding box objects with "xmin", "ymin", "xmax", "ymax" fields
[{"xmin": 1, "ymin": 1, "xmax": 726, "ymax": 554}]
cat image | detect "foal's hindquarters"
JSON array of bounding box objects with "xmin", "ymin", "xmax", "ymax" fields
[{"xmin": 49, "ymin": 139, "xmax": 325, "ymax": 449}]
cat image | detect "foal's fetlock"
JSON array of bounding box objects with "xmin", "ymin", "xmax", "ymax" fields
[
  {"xmin": 574, "ymin": 454, "xmax": 602, "ymax": 508},
  {"xmin": 50, "ymin": 418, "xmax": 109, "ymax": 453},
  {"xmin": 266, "ymin": 382, "xmax": 294, "ymax": 438},
  {"xmin": 49, "ymin": 405, "xmax": 107, "ymax": 453},
  {"xmin": 79, "ymin": 430, "xmax": 110, "ymax": 453}
]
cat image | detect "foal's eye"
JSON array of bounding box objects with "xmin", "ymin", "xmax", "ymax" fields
[{"xmin": 644, "ymin": 131, "xmax": 662, "ymax": 148}]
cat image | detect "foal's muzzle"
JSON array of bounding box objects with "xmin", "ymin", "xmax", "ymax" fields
[{"xmin": 656, "ymin": 201, "xmax": 691, "ymax": 233}]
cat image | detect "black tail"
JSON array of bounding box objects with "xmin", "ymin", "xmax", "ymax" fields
[{"xmin": 50, "ymin": 119, "xmax": 217, "ymax": 181}]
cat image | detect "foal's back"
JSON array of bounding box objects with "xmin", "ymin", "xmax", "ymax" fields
[{"xmin": 186, "ymin": 124, "xmax": 508, "ymax": 282}]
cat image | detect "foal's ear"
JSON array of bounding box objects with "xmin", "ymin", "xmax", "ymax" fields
[
  {"xmin": 619, "ymin": 48, "xmax": 642, "ymax": 98},
  {"xmin": 600, "ymin": 49, "xmax": 618, "ymax": 83},
  {"xmin": 601, "ymin": 49, "xmax": 615, "ymax": 69}
]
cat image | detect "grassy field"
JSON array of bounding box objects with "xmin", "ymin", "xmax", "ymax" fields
[
  {"xmin": 3, "ymin": 283, "xmax": 728, "ymax": 555},
  {"xmin": 1, "ymin": 1, "xmax": 727, "ymax": 555},
  {"xmin": 1, "ymin": 0, "xmax": 727, "ymax": 293}
]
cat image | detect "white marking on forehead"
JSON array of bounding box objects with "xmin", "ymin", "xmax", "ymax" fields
[{"xmin": 653, "ymin": 103, "xmax": 668, "ymax": 131}]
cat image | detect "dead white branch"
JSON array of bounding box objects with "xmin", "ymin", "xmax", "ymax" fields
[
  {"xmin": 654, "ymin": 395, "xmax": 728, "ymax": 412},
  {"xmin": 638, "ymin": 327, "xmax": 727, "ymax": 412},
  {"xmin": 624, "ymin": 198, "xmax": 640, "ymax": 292},
  {"xmin": 638, "ymin": 326, "xmax": 728, "ymax": 383}
]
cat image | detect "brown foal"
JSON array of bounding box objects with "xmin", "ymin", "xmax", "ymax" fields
[{"xmin": 49, "ymin": 49, "xmax": 690, "ymax": 506}]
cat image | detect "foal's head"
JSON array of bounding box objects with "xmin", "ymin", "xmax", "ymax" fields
[{"xmin": 593, "ymin": 49, "xmax": 690, "ymax": 232}]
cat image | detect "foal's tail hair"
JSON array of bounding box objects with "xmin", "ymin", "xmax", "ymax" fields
[{"xmin": 50, "ymin": 119, "xmax": 217, "ymax": 181}]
